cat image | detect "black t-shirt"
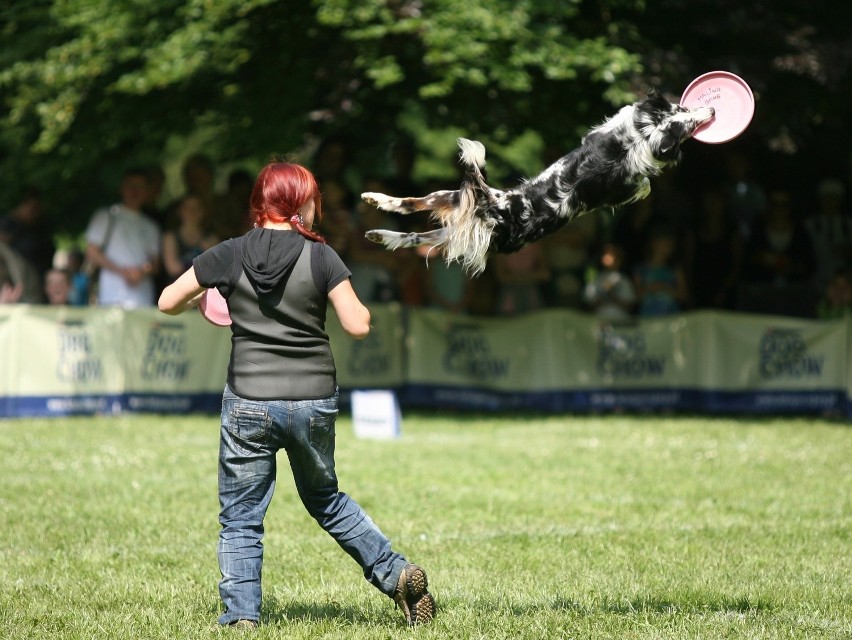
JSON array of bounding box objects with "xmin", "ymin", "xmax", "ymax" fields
[
  {"xmin": 192, "ymin": 230, "xmax": 352, "ymax": 400},
  {"xmin": 193, "ymin": 232, "xmax": 350, "ymax": 295}
]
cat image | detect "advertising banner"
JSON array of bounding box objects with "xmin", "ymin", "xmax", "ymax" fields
[
  {"xmin": 566, "ymin": 313, "xmax": 701, "ymax": 411},
  {"xmin": 0, "ymin": 305, "xmax": 230, "ymax": 416},
  {"xmin": 700, "ymin": 311, "xmax": 846, "ymax": 413},
  {"xmin": 0, "ymin": 305, "xmax": 849, "ymax": 417},
  {"xmin": 403, "ymin": 309, "xmax": 703, "ymax": 411},
  {"xmin": 404, "ymin": 308, "xmax": 572, "ymax": 410}
]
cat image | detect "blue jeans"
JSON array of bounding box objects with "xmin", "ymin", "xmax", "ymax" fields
[{"xmin": 217, "ymin": 385, "xmax": 408, "ymax": 625}]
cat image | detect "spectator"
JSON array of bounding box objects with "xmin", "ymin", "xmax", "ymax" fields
[
  {"xmin": 542, "ymin": 211, "xmax": 602, "ymax": 309},
  {"xmin": 0, "ymin": 186, "xmax": 56, "ymax": 285},
  {"xmin": 466, "ymin": 262, "xmax": 501, "ymax": 316},
  {"xmin": 803, "ymin": 178, "xmax": 852, "ymax": 293},
  {"xmin": 633, "ymin": 224, "xmax": 688, "ymax": 317},
  {"xmin": 611, "ymin": 194, "xmax": 666, "ymax": 275},
  {"xmin": 181, "ymin": 153, "xmax": 216, "ymax": 207},
  {"xmin": 44, "ymin": 268, "xmax": 73, "ymax": 305},
  {"xmin": 583, "ymin": 243, "xmax": 636, "ymax": 320},
  {"xmin": 52, "ymin": 247, "xmax": 89, "ymax": 306},
  {"xmin": 396, "ymin": 247, "xmax": 428, "ymax": 308},
  {"xmin": 683, "ymin": 188, "xmax": 743, "ymax": 310},
  {"xmin": 142, "ymin": 164, "xmax": 169, "ymax": 230},
  {"xmin": 84, "ymin": 168, "xmax": 161, "ymax": 308},
  {"xmin": 312, "ymin": 134, "xmax": 355, "ymax": 191},
  {"xmin": 0, "ymin": 252, "xmax": 23, "ymax": 303},
  {"xmin": 541, "ymin": 214, "xmax": 601, "ymax": 309},
  {"xmin": 722, "ymin": 151, "xmax": 767, "ymax": 241},
  {"xmin": 741, "ymin": 190, "xmax": 815, "ymax": 287},
  {"xmin": 738, "ymin": 189, "xmax": 817, "ymax": 317},
  {"xmin": 318, "ymin": 179, "xmax": 356, "ymax": 262},
  {"xmin": 816, "ymin": 269, "xmax": 852, "ymax": 319},
  {"xmin": 0, "ymin": 241, "xmax": 42, "ymax": 303},
  {"xmin": 161, "ymin": 194, "xmax": 219, "ymax": 284},
  {"xmin": 212, "ymin": 169, "xmax": 254, "ymax": 240},
  {"xmin": 493, "ymin": 242, "xmax": 550, "ymax": 316},
  {"xmin": 418, "ymin": 245, "xmax": 472, "ymax": 313}
]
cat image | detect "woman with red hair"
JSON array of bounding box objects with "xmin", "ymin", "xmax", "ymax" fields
[{"xmin": 159, "ymin": 162, "xmax": 435, "ymax": 630}]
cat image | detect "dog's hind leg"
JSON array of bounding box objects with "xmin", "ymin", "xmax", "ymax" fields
[
  {"xmin": 364, "ymin": 227, "xmax": 448, "ymax": 250},
  {"xmin": 361, "ymin": 191, "xmax": 458, "ymax": 215}
]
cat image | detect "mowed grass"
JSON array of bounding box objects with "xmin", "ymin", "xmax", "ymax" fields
[{"xmin": 0, "ymin": 412, "xmax": 849, "ymax": 639}]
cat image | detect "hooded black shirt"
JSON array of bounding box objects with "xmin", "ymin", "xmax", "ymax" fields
[
  {"xmin": 241, "ymin": 227, "xmax": 303, "ymax": 295},
  {"xmin": 193, "ymin": 228, "xmax": 351, "ymax": 399}
]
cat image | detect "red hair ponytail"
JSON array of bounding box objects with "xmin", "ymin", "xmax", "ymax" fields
[
  {"xmin": 289, "ymin": 214, "xmax": 326, "ymax": 243},
  {"xmin": 250, "ymin": 163, "xmax": 326, "ymax": 243}
]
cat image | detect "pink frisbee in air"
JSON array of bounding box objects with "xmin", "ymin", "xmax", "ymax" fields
[
  {"xmin": 681, "ymin": 71, "xmax": 755, "ymax": 144},
  {"xmin": 199, "ymin": 288, "xmax": 231, "ymax": 327}
]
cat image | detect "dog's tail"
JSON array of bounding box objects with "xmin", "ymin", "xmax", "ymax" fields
[
  {"xmin": 457, "ymin": 138, "xmax": 494, "ymax": 211},
  {"xmin": 430, "ymin": 138, "xmax": 496, "ymax": 275},
  {"xmin": 457, "ymin": 138, "xmax": 486, "ymax": 172}
]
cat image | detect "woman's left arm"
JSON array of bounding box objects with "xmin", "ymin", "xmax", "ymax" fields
[{"xmin": 158, "ymin": 266, "xmax": 205, "ymax": 315}]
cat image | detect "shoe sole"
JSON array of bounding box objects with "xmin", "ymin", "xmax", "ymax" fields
[{"xmin": 400, "ymin": 565, "xmax": 436, "ymax": 625}]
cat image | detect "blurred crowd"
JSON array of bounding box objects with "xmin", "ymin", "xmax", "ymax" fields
[
  {"xmin": 0, "ymin": 154, "xmax": 253, "ymax": 308},
  {"xmin": 2, "ymin": 140, "xmax": 851, "ymax": 321}
]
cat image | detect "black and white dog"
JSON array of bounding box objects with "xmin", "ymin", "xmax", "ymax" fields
[{"xmin": 362, "ymin": 88, "xmax": 715, "ymax": 275}]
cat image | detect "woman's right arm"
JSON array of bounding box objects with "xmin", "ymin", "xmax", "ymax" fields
[
  {"xmin": 328, "ymin": 278, "xmax": 371, "ymax": 339},
  {"xmin": 158, "ymin": 266, "xmax": 205, "ymax": 315}
]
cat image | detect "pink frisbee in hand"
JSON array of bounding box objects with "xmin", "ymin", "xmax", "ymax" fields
[
  {"xmin": 199, "ymin": 288, "xmax": 231, "ymax": 327},
  {"xmin": 680, "ymin": 71, "xmax": 755, "ymax": 144}
]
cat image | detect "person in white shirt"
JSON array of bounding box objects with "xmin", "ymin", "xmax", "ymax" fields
[{"xmin": 85, "ymin": 168, "xmax": 161, "ymax": 307}]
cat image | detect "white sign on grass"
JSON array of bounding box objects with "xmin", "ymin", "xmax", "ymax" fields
[{"xmin": 351, "ymin": 390, "xmax": 401, "ymax": 440}]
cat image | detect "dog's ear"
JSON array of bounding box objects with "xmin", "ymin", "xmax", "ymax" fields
[{"xmin": 638, "ymin": 87, "xmax": 675, "ymax": 124}]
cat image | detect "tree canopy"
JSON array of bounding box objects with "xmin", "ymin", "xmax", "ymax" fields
[{"xmin": 1, "ymin": 0, "xmax": 848, "ymax": 233}]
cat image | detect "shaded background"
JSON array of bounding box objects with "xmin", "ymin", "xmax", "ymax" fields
[{"xmin": 1, "ymin": 0, "xmax": 848, "ymax": 235}]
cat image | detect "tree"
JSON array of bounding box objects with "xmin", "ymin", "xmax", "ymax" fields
[
  {"xmin": 1, "ymin": 0, "xmax": 848, "ymax": 233},
  {"xmin": 0, "ymin": 0, "xmax": 644, "ymax": 231}
]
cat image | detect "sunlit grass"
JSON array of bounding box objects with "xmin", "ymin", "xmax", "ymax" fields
[{"xmin": 1, "ymin": 413, "xmax": 849, "ymax": 639}]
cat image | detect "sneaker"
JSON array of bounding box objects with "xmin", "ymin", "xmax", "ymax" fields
[
  {"xmin": 227, "ymin": 619, "xmax": 258, "ymax": 630},
  {"xmin": 393, "ymin": 564, "xmax": 436, "ymax": 626}
]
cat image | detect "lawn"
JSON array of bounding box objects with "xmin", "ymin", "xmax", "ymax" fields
[{"xmin": 0, "ymin": 412, "xmax": 849, "ymax": 639}]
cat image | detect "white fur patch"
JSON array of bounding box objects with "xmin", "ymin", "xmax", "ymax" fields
[{"xmin": 457, "ymin": 138, "xmax": 486, "ymax": 168}]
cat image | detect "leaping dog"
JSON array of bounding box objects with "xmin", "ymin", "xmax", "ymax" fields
[{"xmin": 362, "ymin": 88, "xmax": 715, "ymax": 275}]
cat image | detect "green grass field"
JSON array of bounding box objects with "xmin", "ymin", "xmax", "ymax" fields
[{"xmin": 0, "ymin": 412, "xmax": 849, "ymax": 639}]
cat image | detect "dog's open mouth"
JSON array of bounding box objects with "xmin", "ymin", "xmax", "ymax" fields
[
  {"xmin": 696, "ymin": 106, "xmax": 716, "ymax": 125},
  {"xmin": 686, "ymin": 107, "xmax": 716, "ymax": 138}
]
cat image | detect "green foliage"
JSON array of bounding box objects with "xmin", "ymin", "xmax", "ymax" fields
[
  {"xmin": 0, "ymin": 0, "xmax": 643, "ymax": 228},
  {"xmin": 2, "ymin": 0, "xmax": 272, "ymax": 151},
  {"xmin": 0, "ymin": 413, "xmax": 850, "ymax": 638},
  {"xmin": 1, "ymin": 1, "xmax": 848, "ymax": 231}
]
